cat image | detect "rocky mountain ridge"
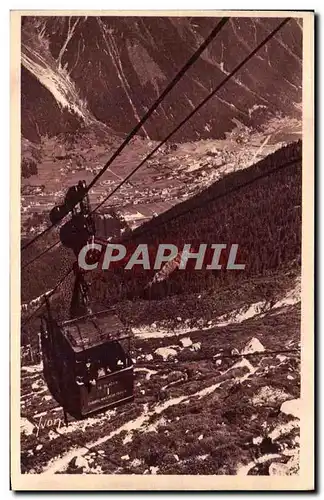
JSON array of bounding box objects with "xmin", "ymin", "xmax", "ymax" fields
[{"xmin": 21, "ymin": 16, "xmax": 302, "ymax": 143}]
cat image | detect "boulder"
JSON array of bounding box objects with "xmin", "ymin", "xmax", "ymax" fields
[
  {"xmin": 179, "ymin": 337, "xmax": 192, "ymax": 348},
  {"xmin": 280, "ymin": 398, "xmax": 301, "ymax": 419},
  {"xmin": 252, "ymin": 436, "xmax": 263, "ymax": 445},
  {"xmin": 241, "ymin": 337, "xmax": 265, "ymax": 355},
  {"xmin": 269, "ymin": 462, "xmax": 291, "ymax": 476},
  {"xmin": 252, "ymin": 385, "xmax": 290, "ymax": 406},
  {"xmin": 155, "ymin": 347, "xmax": 177, "ymax": 361},
  {"xmin": 75, "ymin": 456, "xmax": 89, "ymax": 469},
  {"xmin": 21, "ymin": 418, "xmax": 35, "ymax": 436}
]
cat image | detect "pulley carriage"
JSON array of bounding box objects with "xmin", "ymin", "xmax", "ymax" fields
[{"xmin": 39, "ymin": 180, "xmax": 135, "ymax": 420}]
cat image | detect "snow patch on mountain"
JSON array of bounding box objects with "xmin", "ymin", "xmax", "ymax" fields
[{"xmin": 22, "ymin": 48, "xmax": 91, "ymax": 122}]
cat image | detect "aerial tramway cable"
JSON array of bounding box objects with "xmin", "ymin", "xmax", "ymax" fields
[
  {"xmin": 21, "ymin": 18, "xmax": 292, "ymax": 326},
  {"xmin": 132, "ymin": 156, "xmax": 301, "ymax": 239},
  {"xmin": 21, "ymin": 153, "xmax": 300, "ymax": 329},
  {"xmin": 93, "ymin": 18, "xmax": 290, "ymax": 212},
  {"xmin": 22, "ymin": 17, "xmax": 290, "ymax": 270},
  {"xmin": 22, "ymin": 268, "xmax": 73, "ymax": 326},
  {"xmin": 21, "ymin": 240, "xmax": 60, "ymax": 270},
  {"xmin": 21, "ymin": 18, "xmax": 230, "ymax": 252}
]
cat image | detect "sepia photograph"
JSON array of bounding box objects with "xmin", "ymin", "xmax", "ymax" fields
[{"xmin": 11, "ymin": 9, "xmax": 314, "ymax": 490}]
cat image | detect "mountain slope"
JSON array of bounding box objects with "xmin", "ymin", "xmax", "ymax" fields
[
  {"xmin": 20, "ymin": 272, "xmax": 301, "ymax": 476},
  {"xmin": 20, "ymin": 141, "xmax": 302, "ymax": 476},
  {"xmin": 88, "ymin": 141, "xmax": 301, "ymax": 305},
  {"xmin": 21, "ymin": 16, "xmax": 302, "ymax": 143}
]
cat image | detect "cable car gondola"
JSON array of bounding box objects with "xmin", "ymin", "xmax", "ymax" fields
[
  {"xmin": 40, "ymin": 181, "xmax": 134, "ymax": 420},
  {"xmin": 40, "ymin": 307, "xmax": 134, "ymax": 419}
]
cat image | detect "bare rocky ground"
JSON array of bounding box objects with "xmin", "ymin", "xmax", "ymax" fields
[
  {"xmin": 20, "ymin": 274, "xmax": 300, "ymax": 476},
  {"xmin": 20, "ymin": 117, "xmax": 302, "ymax": 476}
]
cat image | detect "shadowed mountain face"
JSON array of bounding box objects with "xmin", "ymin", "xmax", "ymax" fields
[{"xmin": 21, "ymin": 16, "xmax": 302, "ymax": 143}]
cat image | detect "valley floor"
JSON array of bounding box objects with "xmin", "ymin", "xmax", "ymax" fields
[{"xmin": 21, "ymin": 116, "xmax": 301, "ymax": 235}]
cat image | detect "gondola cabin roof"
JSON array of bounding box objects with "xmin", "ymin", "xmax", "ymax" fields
[{"xmin": 59, "ymin": 310, "xmax": 131, "ymax": 353}]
